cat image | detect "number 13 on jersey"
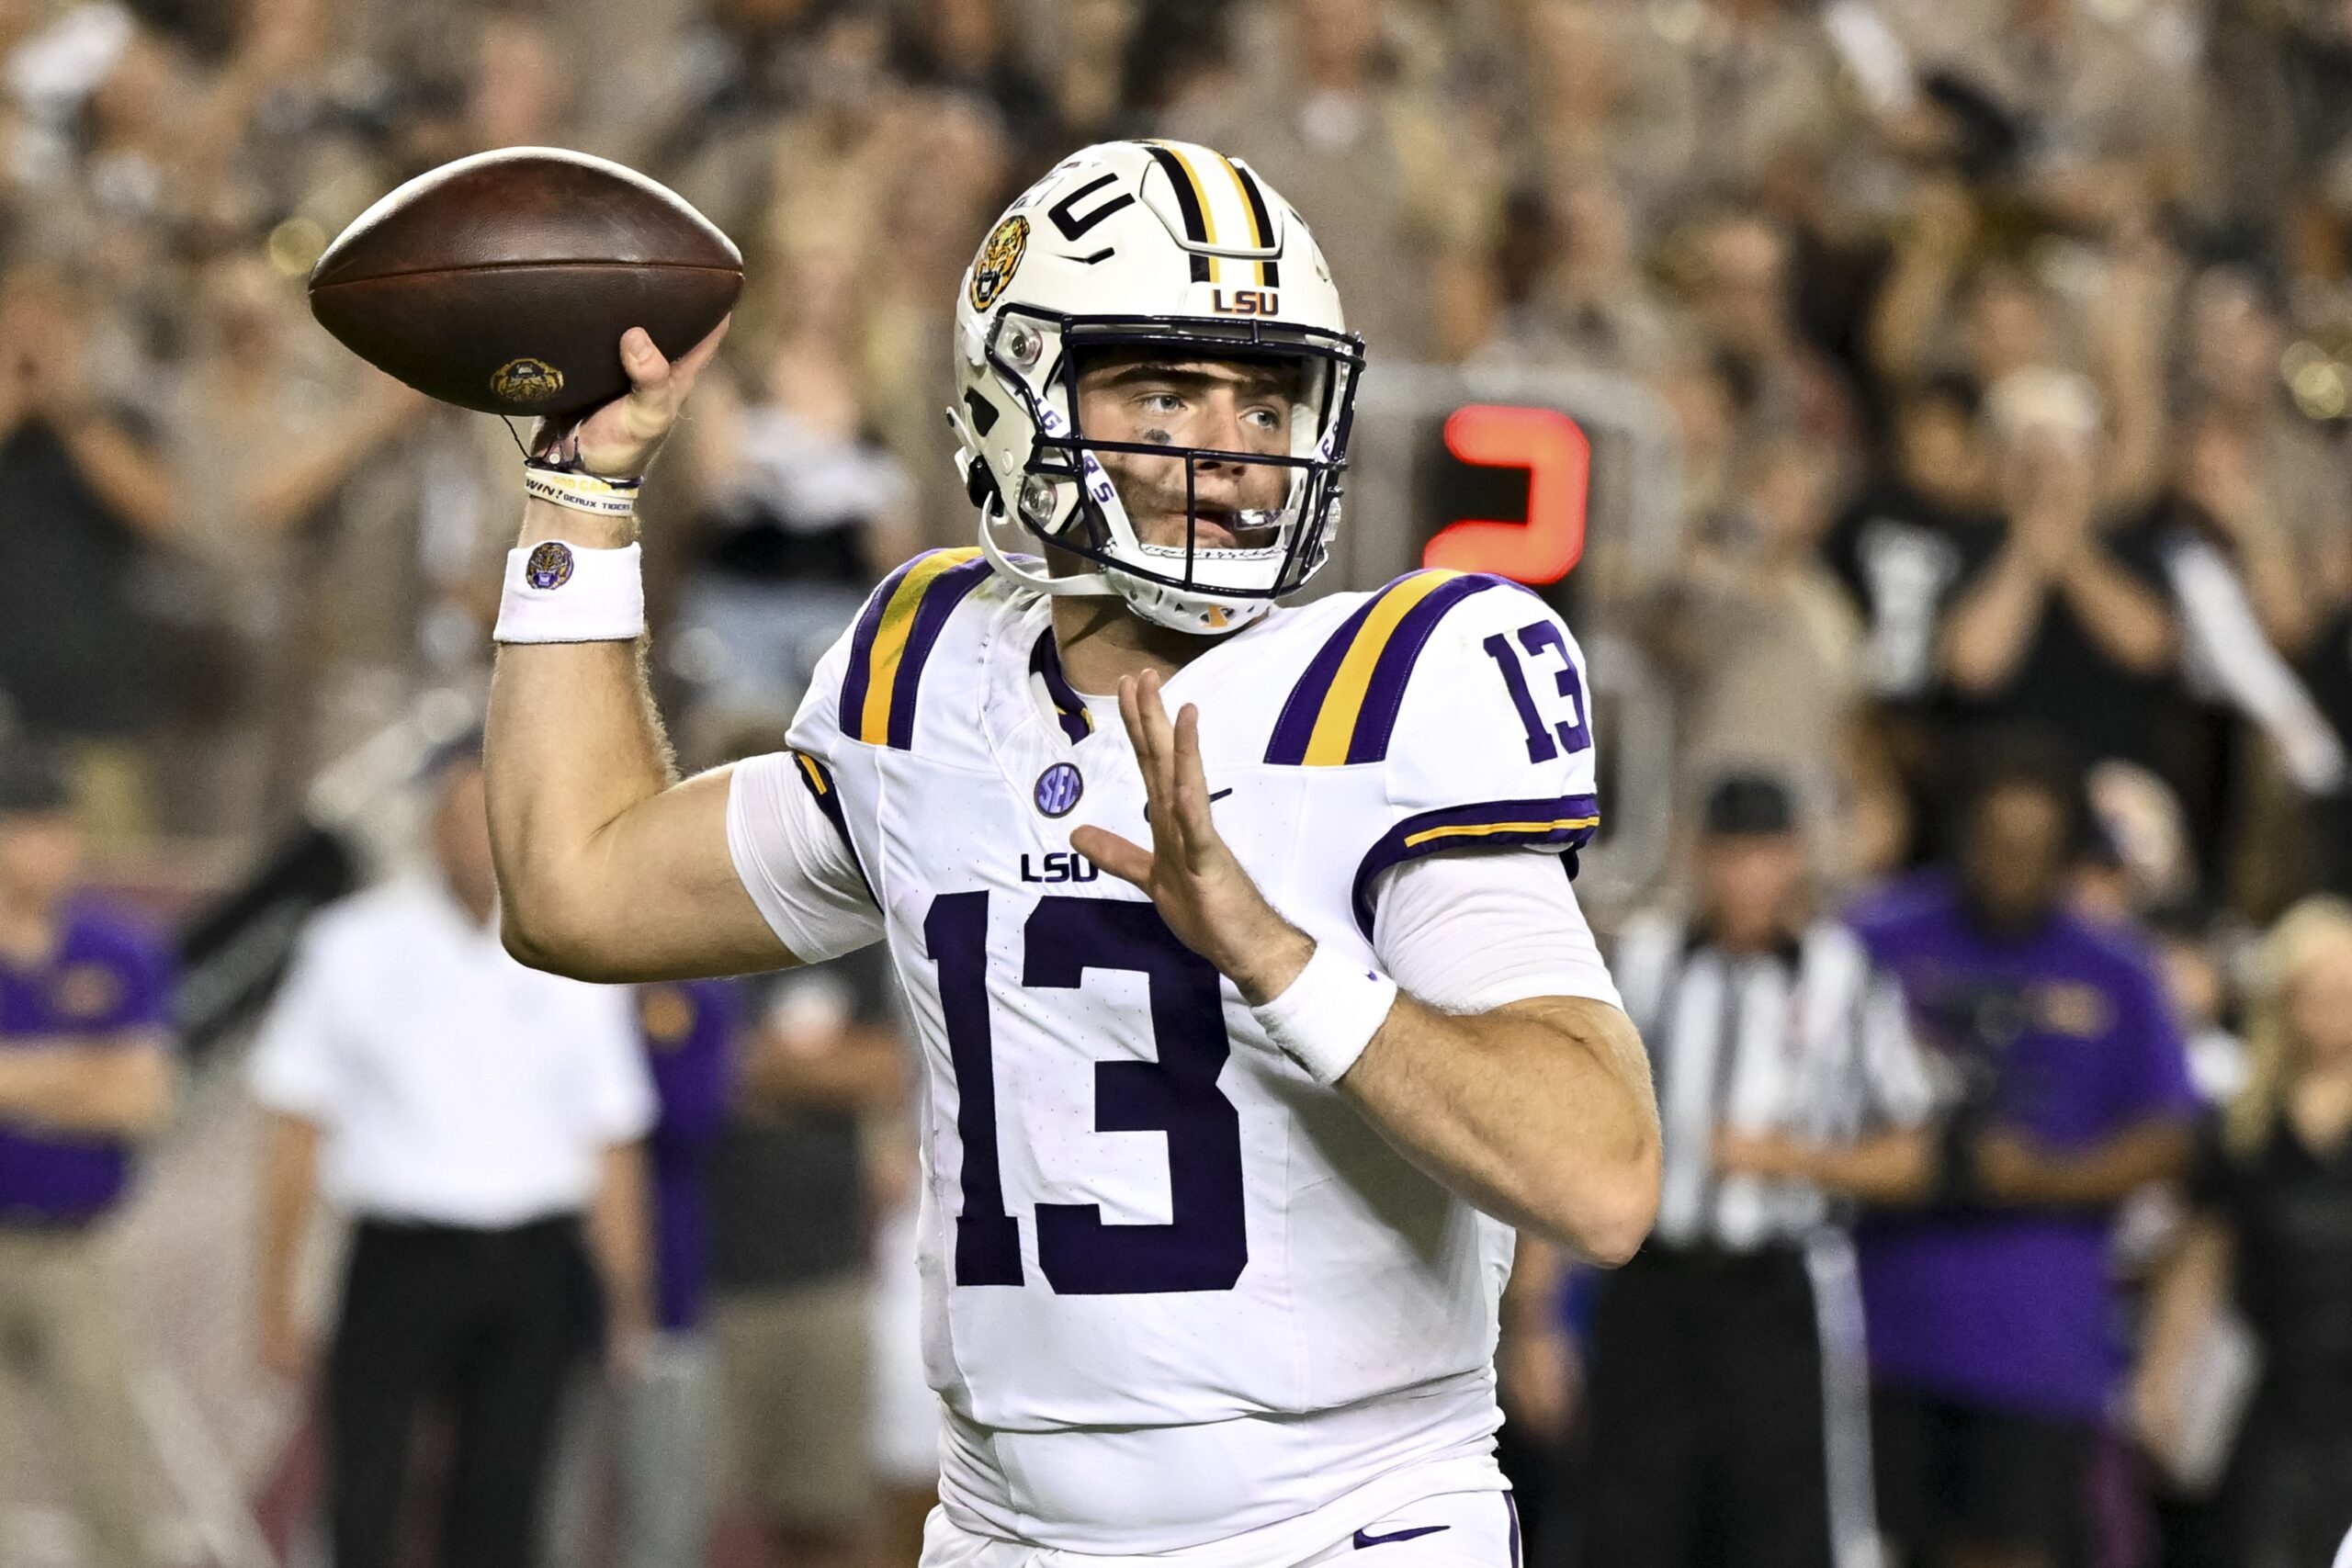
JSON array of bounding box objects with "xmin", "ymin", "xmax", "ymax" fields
[{"xmin": 926, "ymin": 892, "xmax": 1250, "ymax": 1296}]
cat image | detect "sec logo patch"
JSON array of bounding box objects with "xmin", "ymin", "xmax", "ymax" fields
[
  {"xmin": 492, "ymin": 356, "xmax": 564, "ymax": 402},
  {"xmin": 1034, "ymin": 761, "xmax": 1083, "ymax": 818},
  {"xmin": 968, "ymin": 214, "xmax": 1030, "ymax": 311}
]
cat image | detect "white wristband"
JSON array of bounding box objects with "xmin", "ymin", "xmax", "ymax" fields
[
  {"xmin": 524, "ymin": 462, "xmax": 641, "ymax": 517},
  {"xmin": 493, "ymin": 541, "xmax": 646, "ymax": 643},
  {"xmin": 1250, "ymin": 942, "xmax": 1399, "ymax": 1086}
]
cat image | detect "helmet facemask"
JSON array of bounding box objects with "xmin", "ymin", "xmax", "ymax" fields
[{"xmin": 974, "ymin": 306, "xmax": 1363, "ymax": 634}]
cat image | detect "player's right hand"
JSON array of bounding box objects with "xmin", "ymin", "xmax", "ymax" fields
[{"xmin": 533, "ymin": 317, "xmax": 730, "ymax": 480}]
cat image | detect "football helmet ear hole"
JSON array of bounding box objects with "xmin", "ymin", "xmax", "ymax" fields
[{"xmin": 963, "ymin": 453, "xmax": 1000, "ymax": 510}]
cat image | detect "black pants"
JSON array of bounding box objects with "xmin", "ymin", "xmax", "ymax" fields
[
  {"xmin": 1578, "ymin": 1242, "xmax": 1856, "ymax": 1568},
  {"xmin": 326, "ymin": 1215, "xmax": 590, "ymax": 1568},
  {"xmin": 1871, "ymin": 1388, "xmax": 2091, "ymax": 1567},
  {"xmin": 2214, "ymin": 1405, "xmax": 2352, "ymax": 1568}
]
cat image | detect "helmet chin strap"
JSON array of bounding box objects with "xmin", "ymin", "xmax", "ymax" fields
[{"xmin": 975, "ymin": 500, "xmax": 1118, "ymax": 597}]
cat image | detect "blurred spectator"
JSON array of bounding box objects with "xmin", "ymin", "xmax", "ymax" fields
[
  {"xmin": 1939, "ymin": 368, "xmax": 2183, "ymax": 783},
  {"xmin": 1824, "ymin": 374, "xmax": 2000, "ymax": 867},
  {"xmin": 1657, "ymin": 0, "xmax": 1853, "ymax": 214},
  {"xmin": 0, "ymin": 263, "xmax": 175, "ymax": 836},
  {"xmin": 710, "ymin": 952, "xmax": 907, "ymax": 1568},
  {"xmin": 1478, "ymin": 167, "xmax": 1676, "ymax": 378},
  {"xmin": 1677, "ymin": 209, "xmax": 1856, "ymax": 459},
  {"xmin": 1576, "ymin": 773, "xmax": 1932, "ymax": 1568},
  {"xmin": 159, "ymin": 253, "xmax": 424, "ymax": 840},
  {"xmin": 2138, "ymin": 895, "xmax": 2352, "ymax": 1568},
  {"xmin": 2143, "ymin": 905, "xmax": 2250, "ymax": 1108},
  {"xmin": 247, "ymin": 751, "xmax": 656, "ymax": 1568},
  {"xmin": 865, "ymin": 1127, "xmax": 939, "ymax": 1568},
  {"xmin": 667, "ymin": 330, "xmax": 920, "ymax": 722},
  {"xmin": 891, "ymin": 0, "xmax": 1057, "ymax": 165},
  {"xmin": 1168, "ymin": 0, "xmax": 1500, "ymax": 361},
  {"xmin": 2170, "ymin": 269, "xmax": 2352, "ymax": 661},
  {"xmin": 544, "ymin": 978, "xmax": 740, "ymax": 1568},
  {"xmin": 0, "ymin": 744, "xmax": 177, "ymax": 1568},
  {"xmin": 1649, "ymin": 438, "xmax": 1867, "ymax": 873},
  {"xmin": 1851, "ymin": 742, "xmax": 2199, "ymax": 1568}
]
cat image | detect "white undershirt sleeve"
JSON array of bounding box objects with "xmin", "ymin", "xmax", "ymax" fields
[
  {"xmin": 724, "ymin": 752, "xmax": 888, "ymax": 964},
  {"xmin": 1370, "ymin": 847, "xmax": 1624, "ymax": 1015}
]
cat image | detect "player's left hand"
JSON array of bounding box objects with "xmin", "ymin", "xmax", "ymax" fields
[{"xmin": 1072, "ymin": 669, "xmax": 1314, "ymax": 1005}]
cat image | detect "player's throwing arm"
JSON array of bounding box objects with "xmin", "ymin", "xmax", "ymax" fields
[{"xmin": 480, "ymin": 321, "xmax": 812, "ymax": 983}]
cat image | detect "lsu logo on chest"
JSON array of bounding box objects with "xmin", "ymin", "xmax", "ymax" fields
[{"xmin": 1019, "ymin": 851, "xmax": 1101, "ymax": 884}]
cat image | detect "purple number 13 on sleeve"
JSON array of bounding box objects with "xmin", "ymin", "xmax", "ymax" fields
[{"xmin": 1482, "ymin": 619, "xmax": 1591, "ymax": 763}]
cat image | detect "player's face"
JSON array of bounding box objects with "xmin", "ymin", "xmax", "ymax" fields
[{"xmin": 1074, "ymin": 354, "xmax": 1297, "ymax": 550}]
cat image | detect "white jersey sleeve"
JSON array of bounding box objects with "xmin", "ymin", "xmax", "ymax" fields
[
  {"xmin": 1371, "ymin": 847, "xmax": 1623, "ymax": 1013},
  {"xmin": 723, "ymin": 752, "xmax": 884, "ymax": 962},
  {"xmin": 720, "ymin": 600, "xmax": 893, "ymax": 963}
]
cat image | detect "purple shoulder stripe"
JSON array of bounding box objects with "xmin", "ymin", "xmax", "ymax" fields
[
  {"xmin": 836, "ymin": 553, "xmax": 933, "ymax": 738},
  {"xmin": 1351, "ymin": 793, "xmax": 1601, "ymax": 938},
  {"xmin": 883, "ymin": 557, "xmax": 993, "ymax": 750},
  {"xmin": 1264, "ymin": 589, "xmax": 1387, "ymax": 764},
  {"xmin": 1343, "ymin": 573, "xmax": 1513, "ymax": 764}
]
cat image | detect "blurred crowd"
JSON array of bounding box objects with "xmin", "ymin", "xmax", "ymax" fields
[{"xmin": 7, "ymin": 0, "xmax": 2352, "ymax": 1562}]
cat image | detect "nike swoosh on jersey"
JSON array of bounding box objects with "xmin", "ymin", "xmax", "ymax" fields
[{"xmin": 1352, "ymin": 1526, "xmax": 1451, "ymax": 1550}]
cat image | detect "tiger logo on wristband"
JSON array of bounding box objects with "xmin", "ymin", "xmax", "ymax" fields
[{"xmin": 524, "ymin": 541, "xmax": 576, "ymax": 590}]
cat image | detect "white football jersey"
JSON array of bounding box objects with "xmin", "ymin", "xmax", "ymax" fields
[{"xmin": 775, "ymin": 550, "xmax": 1603, "ymax": 1549}]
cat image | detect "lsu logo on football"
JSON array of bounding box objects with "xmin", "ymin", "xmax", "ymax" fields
[
  {"xmin": 1211, "ymin": 288, "xmax": 1279, "ymax": 316},
  {"xmin": 492, "ymin": 355, "xmax": 564, "ymax": 402}
]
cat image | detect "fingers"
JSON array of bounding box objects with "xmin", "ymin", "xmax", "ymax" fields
[
  {"xmin": 671, "ymin": 315, "xmax": 732, "ymax": 394},
  {"xmin": 1117, "ymin": 671, "xmax": 1181, "ymax": 812},
  {"xmin": 619, "ymin": 327, "xmax": 672, "ymax": 393},
  {"xmin": 1069, "ymin": 826, "xmax": 1152, "ymax": 887},
  {"xmin": 1170, "ymin": 704, "xmax": 1220, "ymax": 869},
  {"xmin": 620, "ymin": 328, "xmax": 676, "ymax": 432}
]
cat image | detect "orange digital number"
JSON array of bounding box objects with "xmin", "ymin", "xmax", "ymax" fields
[{"xmin": 1420, "ymin": 404, "xmax": 1590, "ymax": 584}]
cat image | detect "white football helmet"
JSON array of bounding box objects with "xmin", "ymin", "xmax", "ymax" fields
[{"xmin": 948, "ymin": 140, "xmax": 1363, "ymax": 635}]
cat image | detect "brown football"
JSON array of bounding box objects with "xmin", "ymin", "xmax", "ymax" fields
[{"xmin": 309, "ymin": 147, "xmax": 742, "ymax": 417}]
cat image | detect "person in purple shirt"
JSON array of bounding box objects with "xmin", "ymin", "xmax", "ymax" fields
[
  {"xmin": 544, "ymin": 976, "xmax": 739, "ymax": 1568},
  {"xmin": 1849, "ymin": 741, "xmax": 2198, "ymax": 1568},
  {"xmin": 0, "ymin": 746, "xmax": 177, "ymax": 1568}
]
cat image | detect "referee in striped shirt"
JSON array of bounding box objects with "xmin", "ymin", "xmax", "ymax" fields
[{"xmin": 1577, "ymin": 773, "xmax": 1938, "ymax": 1568}]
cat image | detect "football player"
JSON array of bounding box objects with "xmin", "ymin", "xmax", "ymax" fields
[{"xmin": 485, "ymin": 141, "xmax": 1659, "ymax": 1565}]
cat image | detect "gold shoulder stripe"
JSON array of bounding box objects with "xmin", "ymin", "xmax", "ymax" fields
[
  {"xmin": 1300, "ymin": 570, "xmax": 1464, "ymax": 765},
  {"xmin": 843, "ymin": 547, "xmax": 989, "ymax": 748}
]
